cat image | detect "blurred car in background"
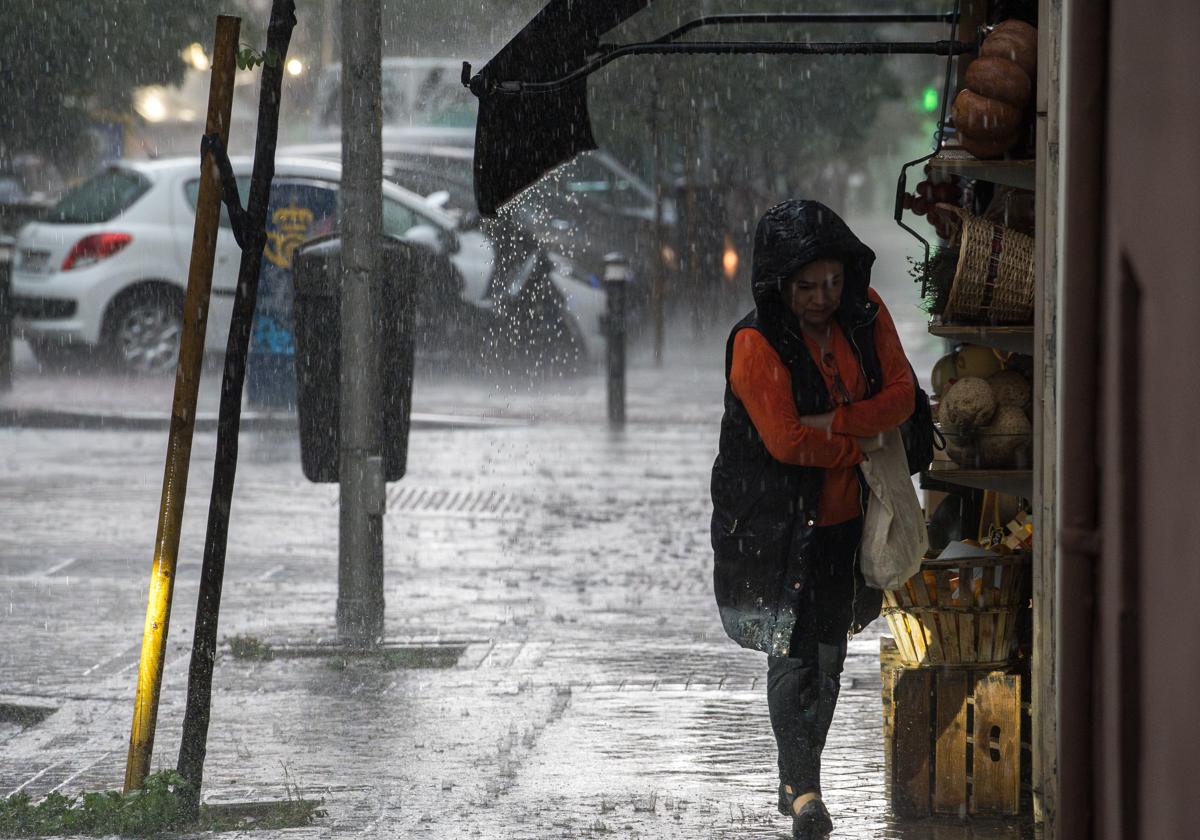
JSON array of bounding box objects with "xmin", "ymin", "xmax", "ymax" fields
[
  {"xmin": 281, "ymin": 141, "xmax": 676, "ymax": 324},
  {"xmin": 1, "ymin": 176, "xmax": 53, "ymax": 270},
  {"xmin": 310, "ymin": 57, "xmax": 477, "ymax": 147},
  {"xmin": 0, "ymin": 176, "xmax": 26, "ymax": 204},
  {"xmin": 8, "ymin": 156, "xmax": 604, "ymax": 375}
]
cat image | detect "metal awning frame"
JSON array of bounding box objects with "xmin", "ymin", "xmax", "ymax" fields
[
  {"xmin": 468, "ymin": 3, "xmax": 972, "ymax": 216},
  {"xmin": 465, "ymin": 10, "xmax": 973, "ymax": 97}
]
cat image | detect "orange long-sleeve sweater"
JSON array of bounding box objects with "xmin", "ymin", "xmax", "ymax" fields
[{"xmin": 730, "ymin": 288, "xmax": 915, "ymax": 526}]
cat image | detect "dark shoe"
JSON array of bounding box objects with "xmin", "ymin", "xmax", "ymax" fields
[
  {"xmin": 778, "ymin": 782, "xmax": 790, "ymax": 815},
  {"xmin": 791, "ymin": 798, "xmax": 833, "ymax": 839}
]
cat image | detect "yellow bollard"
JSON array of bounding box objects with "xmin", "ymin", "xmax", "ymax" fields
[{"xmin": 124, "ymin": 15, "xmax": 241, "ymax": 794}]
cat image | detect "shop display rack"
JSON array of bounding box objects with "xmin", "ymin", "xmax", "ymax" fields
[
  {"xmin": 927, "ymin": 323, "xmax": 1034, "ymax": 356},
  {"xmin": 921, "ymin": 462, "xmax": 1034, "ymax": 498},
  {"xmin": 926, "ymin": 149, "xmax": 1035, "ymax": 191}
]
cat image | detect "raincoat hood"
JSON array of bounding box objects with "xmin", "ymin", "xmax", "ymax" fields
[{"xmin": 750, "ymin": 199, "xmax": 876, "ymax": 325}]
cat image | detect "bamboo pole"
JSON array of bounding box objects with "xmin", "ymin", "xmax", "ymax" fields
[
  {"xmin": 175, "ymin": 1, "xmax": 297, "ymax": 815},
  {"xmin": 124, "ymin": 15, "xmax": 241, "ymax": 795}
]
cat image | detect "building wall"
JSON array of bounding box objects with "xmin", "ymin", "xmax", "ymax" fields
[
  {"xmin": 1101, "ymin": 2, "xmax": 1200, "ymax": 836},
  {"xmin": 1059, "ymin": 1, "xmax": 1200, "ymax": 838}
]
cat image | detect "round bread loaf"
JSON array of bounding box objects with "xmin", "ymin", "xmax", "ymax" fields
[
  {"xmin": 952, "ymin": 89, "xmax": 1023, "ymax": 141},
  {"xmin": 942, "ymin": 376, "xmax": 997, "ymax": 431},
  {"xmin": 981, "ymin": 28, "xmax": 1037, "ymax": 78},
  {"xmin": 987, "ymin": 369, "xmax": 1033, "ymax": 413},
  {"xmin": 945, "ymin": 435, "xmax": 978, "ymax": 467},
  {"xmin": 978, "ymin": 405, "xmax": 1032, "ymax": 466},
  {"xmin": 965, "ymin": 56, "xmax": 1032, "ymax": 109}
]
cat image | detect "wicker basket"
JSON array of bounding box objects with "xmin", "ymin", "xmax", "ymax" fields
[
  {"xmin": 883, "ymin": 553, "xmax": 1030, "ymax": 668},
  {"xmin": 939, "ymin": 204, "xmax": 1035, "ymax": 325}
]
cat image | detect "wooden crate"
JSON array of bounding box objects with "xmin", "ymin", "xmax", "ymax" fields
[
  {"xmin": 880, "ymin": 637, "xmax": 1024, "ymax": 817},
  {"xmin": 883, "ymin": 554, "xmax": 1030, "ymax": 668}
]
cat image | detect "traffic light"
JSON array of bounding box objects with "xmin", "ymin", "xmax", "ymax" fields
[{"xmin": 921, "ymin": 85, "xmax": 940, "ymax": 113}]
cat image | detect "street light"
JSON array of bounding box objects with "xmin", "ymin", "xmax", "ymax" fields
[
  {"xmin": 722, "ymin": 236, "xmax": 739, "ymax": 281},
  {"xmin": 135, "ymin": 90, "xmax": 168, "ymax": 123},
  {"xmin": 184, "ymin": 42, "xmax": 211, "ymax": 71}
]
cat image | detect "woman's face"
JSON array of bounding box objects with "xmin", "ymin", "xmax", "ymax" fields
[{"xmin": 785, "ymin": 259, "xmax": 844, "ymax": 329}]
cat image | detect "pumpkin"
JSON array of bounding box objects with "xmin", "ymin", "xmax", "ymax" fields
[
  {"xmin": 991, "ymin": 19, "xmax": 1038, "ymax": 50},
  {"xmin": 955, "ymin": 345, "xmax": 1003, "ymax": 380},
  {"xmin": 981, "ymin": 21, "xmax": 1038, "ymax": 79},
  {"xmin": 965, "ymin": 56, "xmax": 1032, "ymax": 109},
  {"xmin": 952, "ymin": 89, "xmax": 1023, "ymax": 141},
  {"xmin": 958, "ymin": 130, "xmax": 1020, "ymax": 159},
  {"xmin": 931, "ymin": 353, "xmax": 959, "ymax": 398}
]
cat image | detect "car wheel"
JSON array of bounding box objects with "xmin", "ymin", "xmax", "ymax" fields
[{"xmin": 103, "ymin": 286, "xmax": 184, "ymax": 375}]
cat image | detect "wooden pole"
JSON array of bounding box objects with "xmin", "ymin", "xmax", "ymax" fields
[
  {"xmin": 176, "ymin": 1, "xmax": 297, "ymax": 814},
  {"xmin": 1033, "ymin": 0, "xmax": 1067, "ymax": 830},
  {"xmin": 123, "ymin": 15, "xmax": 241, "ymax": 794}
]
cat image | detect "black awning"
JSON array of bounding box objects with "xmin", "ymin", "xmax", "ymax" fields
[
  {"xmin": 469, "ymin": 0, "xmax": 652, "ymax": 215},
  {"xmin": 468, "ymin": 3, "xmax": 967, "ymax": 215}
]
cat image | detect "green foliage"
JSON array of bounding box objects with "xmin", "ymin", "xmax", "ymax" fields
[
  {"xmin": 237, "ymin": 45, "xmax": 281, "ymax": 71},
  {"xmin": 0, "ymin": 770, "xmax": 324, "ymax": 837},
  {"xmin": 0, "ymin": 771, "xmax": 190, "ymax": 837},
  {"xmin": 0, "ymin": 0, "xmax": 210, "ymax": 167},
  {"xmin": 908, "ymin": 247, "xmax": 958, "ymax": 315}
]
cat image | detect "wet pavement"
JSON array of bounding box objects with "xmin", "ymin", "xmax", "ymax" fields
[{"xmin": 0, "ymin": 233, "xmax": 1035, "ymax": 838}]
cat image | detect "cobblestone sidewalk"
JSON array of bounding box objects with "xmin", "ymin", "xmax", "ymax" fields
[{"xmin": 1, "ymin": 334, "xmax": 1031, "ymax": 838}]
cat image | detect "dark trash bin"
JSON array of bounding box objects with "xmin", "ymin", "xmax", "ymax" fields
[{"xmin": 292, "ymin": 233, "xmax": 417, "ymax": 483}]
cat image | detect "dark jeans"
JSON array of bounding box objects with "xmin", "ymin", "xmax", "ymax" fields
[{"xmin": 767, "ymin": 516, "xmax": 863, "ymax": 796}]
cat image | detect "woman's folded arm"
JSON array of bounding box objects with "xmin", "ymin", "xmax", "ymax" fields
[
  {"xmin": 831, "ymin": 291, "xmax": 916, "ymax": 437},
  {"xmin": 730, "ymin": 330, "xmax": 863, "ymax": 469}
]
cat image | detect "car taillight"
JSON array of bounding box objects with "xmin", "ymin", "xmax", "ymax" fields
[{"xmin": 61, "ymin": 233, "xmax": 132, "ymax": 270}]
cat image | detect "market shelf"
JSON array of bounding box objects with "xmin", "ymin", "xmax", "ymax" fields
[
  {"xmin": 921, "ymin": 463, "xmax": 1033, "ymax": 497},
  {"xmin": 928, "ymin": 150, "xmax": 1035, "ymax": 191},
  {"xmin": 927, "ymin": 323, "xmax": 1034, "ymax": 356}
]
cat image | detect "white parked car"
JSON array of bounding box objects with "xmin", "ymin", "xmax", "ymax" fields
[{"xmin": 9, "ymin": 156, "xmax": 606, "ymax": 373}]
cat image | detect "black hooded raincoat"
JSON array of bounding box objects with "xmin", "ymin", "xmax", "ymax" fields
[{"xmin": 710, "ymin": 200, "xmax": 886, "ymax": 657}]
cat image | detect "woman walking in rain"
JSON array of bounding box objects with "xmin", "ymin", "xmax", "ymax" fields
[{"xmin": 710, "ymin": 200, "xmax": 917, "ymax": 838}]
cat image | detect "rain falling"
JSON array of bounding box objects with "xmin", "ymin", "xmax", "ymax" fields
[{"xmin": 4, "ymin": 1, "xmax": 1193, "ymax": 839}]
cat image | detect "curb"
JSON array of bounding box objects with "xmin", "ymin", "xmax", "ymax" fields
[{"xmin": 0, "ymin": 407, "xmax": 529, "ymax": 432}]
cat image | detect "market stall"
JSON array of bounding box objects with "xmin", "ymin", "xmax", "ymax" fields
[
  {"xmin": 880, "ymin": 4, "xmax": 1042, "ymax": 819},
  {"xmin": 466, "ymin": 0, "xmax": 1057, "ymax": 828}
]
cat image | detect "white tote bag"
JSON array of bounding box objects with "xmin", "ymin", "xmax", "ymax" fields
[{"xmin": 858, "ymin": 427, "xmax": 929, "ymax": 591}]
